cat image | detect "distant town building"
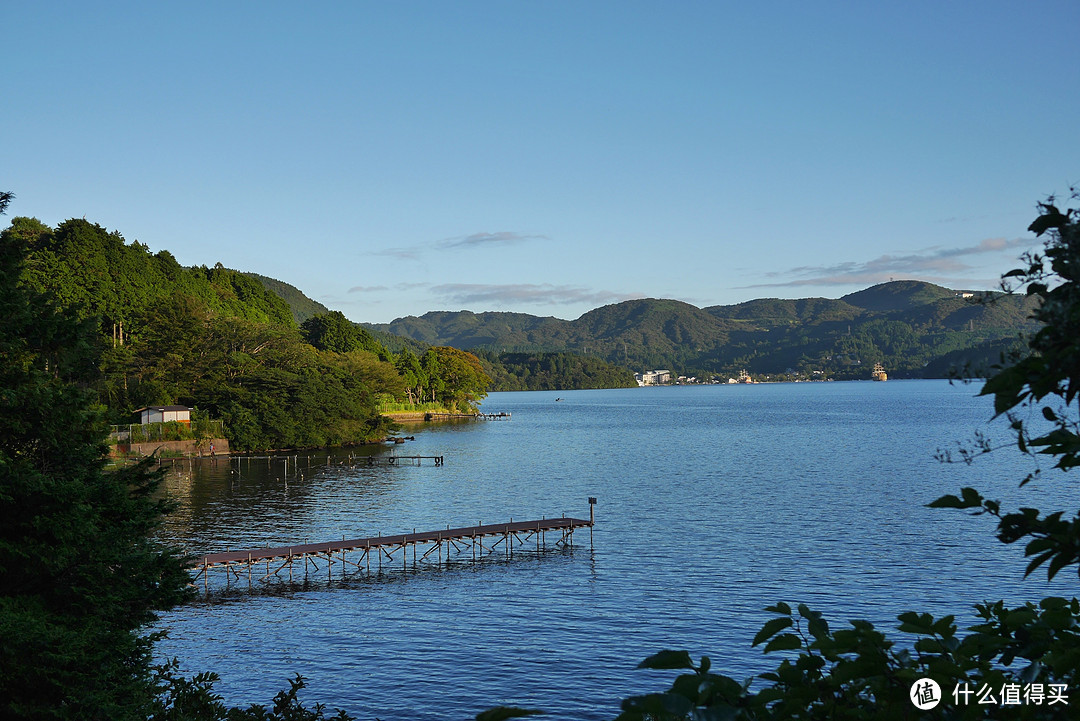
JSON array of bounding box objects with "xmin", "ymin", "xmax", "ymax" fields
[
  {"xmin": 636, "ymin": 369, "xmax": 672, "ymax": 386},
  {"xmin": 134, "ymin": 405, "xmax": 192, "ymax": 425}
]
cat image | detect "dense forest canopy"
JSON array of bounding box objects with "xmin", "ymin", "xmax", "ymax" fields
[
  {"xmin": 1, "ymin": 216, "xmax": 493, "ymax": 450},
  {"xmin": 477, "ymin": 350, "xmax": 638, "ymax": 391},
  {"xmin": 244, "ymin": 272, "xmax": 330, "ymax": 324}
]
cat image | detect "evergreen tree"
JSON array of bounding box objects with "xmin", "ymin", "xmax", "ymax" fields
[{"xmin": 0, "ymin": 195, "xmax": 191, "ymax": 720}]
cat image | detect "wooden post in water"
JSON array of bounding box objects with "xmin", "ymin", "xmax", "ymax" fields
[{"xmin": 589, "ymin": 497, "xmax": 597, "ymax": 548}]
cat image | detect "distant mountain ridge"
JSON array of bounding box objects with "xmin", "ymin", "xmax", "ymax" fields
[
  {"xmin": 236, "ymin": 269, "xmax": 1039, "ymax": 380},
  {"xmin": 366, "ymin": 281, "xmax": 1039, "ymax": 379}
]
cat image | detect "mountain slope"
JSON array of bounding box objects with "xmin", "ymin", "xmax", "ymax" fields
[
  {"xmin": 840, "ymin": 280, "xmax": 955, "ymax": 312},
  {"xmin": 245, "ymin": 272, "xmax": 330, "ymax": 324},
  {"xmin": 368, "ymin": 282, "xmax": 1038, "ymax": 380}
]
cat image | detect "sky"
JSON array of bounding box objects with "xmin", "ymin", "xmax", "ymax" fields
[{"xmin": 4, "ymin": 2, "xmax": 1078, "ymax": 323}]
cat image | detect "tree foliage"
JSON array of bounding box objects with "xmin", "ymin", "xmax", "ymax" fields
[
  {"xmin": 477, "ymin": 350, "xmax": 638, "ymax": 391},
  {"xmin": 300, "ymin": 311, "xmax": 387, "ymax": 357},
  {"xmin": 0, "ymin": 215, "xmax": 493, "ymax": 451},
  {"xmin": 426, "ymin": 346, "xmax": 491, "ymax": 411},
  {"xmin": 0, "ymin": 198, "xmax": 191, "ymax": 719}
]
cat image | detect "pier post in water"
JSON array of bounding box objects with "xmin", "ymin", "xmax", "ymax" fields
[{"xmin": 589, "ymin": 497, "xmax": 596, "ymax": 548}]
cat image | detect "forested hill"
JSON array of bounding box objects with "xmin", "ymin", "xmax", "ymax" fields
[
  {"xmin": 3, "ymin": 216, "xmax": 493, "ymax": 451},
  {"xmin": 245, "ymin": 272, "xmax": 330, "ymax": 324},
  {"xmin": 475, "ymin": 351, "xmax": 638, "ymax": 391},
  {"xmin": 7, "ymin": 216, "xmax": 295, "ymax": 328},
  {"xmin": 370, "ymin": 281, "xmax": 1041, "ymax": 380}
]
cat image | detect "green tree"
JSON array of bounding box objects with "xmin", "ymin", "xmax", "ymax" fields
[
  {"xmin": 429, "ymin": 346, "xmax": 491, "ymax": 412},
  {"xmin": 0, "ymin": 198, "xmax": 192, "ymax": 720},
  {"xmin": 394, "ymin": 347, "xmax": 427, "ymax": 404},
  {"xmin": 300, "ymin": 311, "xmax": 386, "ymax": 357}
]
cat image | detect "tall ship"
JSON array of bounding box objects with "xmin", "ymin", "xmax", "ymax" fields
[{"xmin": 871, "ymin": 363, "xmax": 888, "ymax": 381}]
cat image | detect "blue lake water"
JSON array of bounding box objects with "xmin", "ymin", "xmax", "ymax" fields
[{"xmin": 154, "ymin": 381, "xmax": 1076, "ymax": 719}]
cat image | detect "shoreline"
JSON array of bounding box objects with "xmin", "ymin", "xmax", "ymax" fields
[{"xmin": 382, "ymin": 411, "xmax": 429, "ymax": 422}]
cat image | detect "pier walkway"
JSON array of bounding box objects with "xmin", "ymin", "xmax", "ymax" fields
[
  {"xmin": 359, "ymin": 455, "xmax": 444, "ymax": 466},
  {"xmin": 192, "ymin": 511, "xmax": 593, "ymax": 590},
  {"xmin": 424, "ymin": 412, "xmax": 511, "ymax": 421}
]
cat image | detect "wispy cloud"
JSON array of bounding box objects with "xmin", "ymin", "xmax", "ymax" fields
[
  {"xmin": 743, "ymin": 237, "xmax": 1037, "ymax": 290},
  {"xmin": 374, "ymin": 230, "xmax": 547, "ymax": 259},
  {"xmin": 438, "ymin": 231, "xmax": 549, "ymax": 249},
  {"xmin": 430, "ymin": 283, "xmax": 641, "ymax": 307},
  {"xmin": 348, "ymin": 284, "xmax": 389, "ymax": 293},
  {"xmin": 372, "ymin": 247, "xmax": 423, "ymax": 260}
]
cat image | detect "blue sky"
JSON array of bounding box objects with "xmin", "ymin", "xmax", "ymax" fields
[{"xmin": 4, "ymin": 2, "xmax": 1078, "ymax": 323}]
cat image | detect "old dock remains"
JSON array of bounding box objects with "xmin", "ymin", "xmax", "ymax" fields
[{"xmin": 192, "ymin": 500, "xmax": 596, "ymax": 591}]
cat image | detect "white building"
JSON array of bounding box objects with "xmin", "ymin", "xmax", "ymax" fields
[
  {"xmin": 134, "ymin": 405, "xmax": 191, "ymax": 425},
  {"xmin": 636, "ymin": 369, "xmax": 672, "ymax": 386}
]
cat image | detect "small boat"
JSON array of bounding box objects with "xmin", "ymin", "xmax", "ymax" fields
[{"xmin": 871, "ymin": 363, "xmax": 888, "ymax": 381}]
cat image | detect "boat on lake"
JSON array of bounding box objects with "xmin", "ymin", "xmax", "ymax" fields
[{"xmin": 871, "ymin": 362, "xmax": 888, "ymax": 381}]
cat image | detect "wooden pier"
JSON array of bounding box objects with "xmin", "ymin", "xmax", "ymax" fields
[
  {"xmin": 232, "ymin": 452, "xmax": 445, "ymax": 468},
  {"xmin": 191, "ymin": 507, "xmax": 594, "ymax": 591},
  {"xmin": 361, "ymin": 455, "xmax": 444, "ymax": 466},
  {"xmin": 424, "ymin": 412, "xmax": 511, "ymax": 421}
]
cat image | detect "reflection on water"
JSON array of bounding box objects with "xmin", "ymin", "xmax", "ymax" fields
[
  {"xmin": 160, "ymin": 446, "xmax": 418, "ymax": 553},
  {"xmin": 155, "ymin": 382, "xmax": 1077, "ymax": 721},
  {"xmin": 188, "ymin": 545, "xmax": 591, "ymax": 604}
]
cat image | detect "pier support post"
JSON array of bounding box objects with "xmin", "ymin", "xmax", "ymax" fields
[{"xmin": 589, "ymin": 497, "xmax": 596, "ymax": 548}]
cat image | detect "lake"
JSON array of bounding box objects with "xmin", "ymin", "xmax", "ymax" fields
[{"xmin": 154, "ymin": 381, "xmax": 1074, "ymax": 719}]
